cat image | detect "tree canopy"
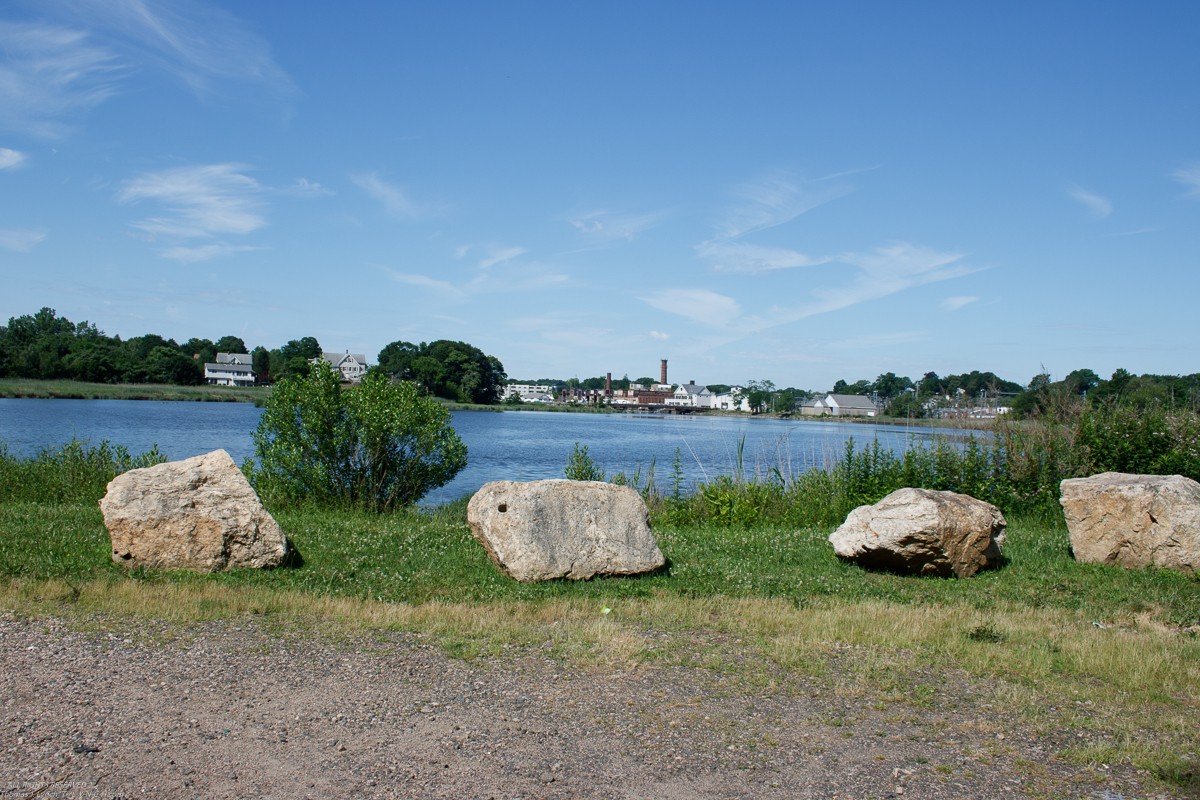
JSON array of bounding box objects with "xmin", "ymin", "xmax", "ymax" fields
[{"xmin": 375, "ymin": 339, "xmax": 507, "ymax": 404}]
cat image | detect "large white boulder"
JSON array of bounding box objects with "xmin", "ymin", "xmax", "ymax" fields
[
  {"xmin": 99, "ymin": 449, "xmax": 289, "ymax": 572},
  {"xmin": 829, "ymin": 487, "xmax": 1006, "ymax": 578},
  {"xmin": 467, "ymin": 479, "xmax": 665, "ymax": 582},
  {"xmin": 1059, "ymin": 472, "xmax": 1200, "ymax": 573}
]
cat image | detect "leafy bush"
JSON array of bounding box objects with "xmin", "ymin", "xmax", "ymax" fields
[
  {"xmin": 1078, "ymin": 403, "xmax": 1200, "ymax": 482},
  {"xmin": 0, "ymin": 438, "xmax": 167, "ymax": 505},
  {"xmin": 247, "ymin": 369, "xmax": 467, "ymax": 511},
  {"xmin": 563, "ymin": 442, "xmax": 605, "ymax": 481}
]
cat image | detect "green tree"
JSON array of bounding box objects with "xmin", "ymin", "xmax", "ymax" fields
[
  {"xmin": 886, "ymin": 393, "xmax": 925, "ymax": 418},
  {"xmin": 181, "ymin": 338, "xmax": 216, "ymax": 363},
  {"xmin": 248, "ymin": 369, "xmax": 467, "ymax": 511},
  {"xmin": 251, "ymin": 346, "xmax": 270, "ymax": 381},
  {"xmin": 375, "ymin": 339, "xmax": 506, "ymax": 403},
  {"xmin": 280, "ymin": 337, "xmax": 322, "ymax": 362},
  {"xmin": 872, "ymin": 372, "xmax": 913, "ymax": 399},
  {"xmin": 215, "ymin": 335, "xmax": 248, "ymax": 354},
  {"xmin": 143, "ymin": 346, "xmax": 203, "ymax": 385}
]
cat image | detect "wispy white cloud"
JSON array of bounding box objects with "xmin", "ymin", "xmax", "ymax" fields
[
  {"xmin": 706, "ymin": 170, "xmax": 852, "ymax": 244},
  {"xmin": 829, "ymin": 331, "xmax": 928, "ymax": 349},
  {"xmin": 384, "ymin": 270, "xmax": 464, "ymax": 298},
  {"xmin": 569, "ymin": 209, "xmax": 669, "ymax": 241},
  {"xmin": 694, "ymin": 170, "xmax": 852, "ymax": 273},
  {"xmin": 707, "ymin": 242, "xmax": 829, "ymax": 275},
  {"xmin": 0, "ymin": 148, "xmax": 28, "ymax": 169},
  {"xmin": 0, "ymin": 1, "xmax": 295, "ymax": 135},
  {"xmin": 0, "ymin": 21, "xmax": 122, "ymax": 136},
  {"xmin": 352, "ymin": 173, "xmax": 419, "ymax": 219},
  {"xmin": 45, "ymin": 0, "xmax": 296, "ymax": 98},
  {"xmin": 1103, "ymin": 227, "xmax": 1159, "ymax": 237},
  {"xmin": 0, "ymin": 229, "xmax": 46, "ymax": 251},
  {"xmin": 802, "ymin": 243, "xmax": 978, "ymax": 319},
  {"xmin": 638, "ymin": 288, "xmax": 743, "ymax": 326},
  {"xmin": 649, "ymin": 330, "xmax": 670, "ymax": 341},
  {"xmin": 1173, "ymin": 163, "xmax": 1200, "ymax": 197},
  {"xmin": 160, "ymin": 242, "xmax": 262, "ymax": 263},
  {"xmin": 655, "ymin": 243, "xmax": 977, "ymax": 342},
  {"xmin": 1068, "ymin": 184, "xmax": 1112, "ymax": 218},
  {"xmin": 116, "ymin": 163, "xmax": 265, "ymax": 238},
  {"xmin": 286, "ymin": 178, "xmax": 332, "ymax": 197},
  {"xmin": 478, "ymin": 245, "xmax": 525, "ymax": 269},
  {"xmin": 941, "ymin": 295, "xmax": 978, "ymax": 311}
]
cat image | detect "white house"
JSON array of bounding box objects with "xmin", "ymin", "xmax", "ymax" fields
[
  {"xmin": 204, "ymin": 352, "xmax": 255, "ymax": 387},
  {"xmin": 666, "ymin": 381, "xmax": 713, "ymax": 407},
  {"xmin": 822, "ymin": 394, "xmax": 879, "ymax": 417},
  {"xmin": 710, "ymin": 387, "xmax": 752, "ymax": 412},
  {"xmin": 311, "ymin": 351, "xmax": 369, "ymax": 383}
]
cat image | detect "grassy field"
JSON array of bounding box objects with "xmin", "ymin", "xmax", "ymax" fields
[
  {"xmin": 0, "ymin": 378, "xmax": 269, "ymax": 403},
  {"xmin": 1, "ymin": 498, "xmax": 1198, "ymax": 788}
]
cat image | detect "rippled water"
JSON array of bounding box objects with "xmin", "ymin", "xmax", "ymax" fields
[{"xmin": 0, "ymin": 399, "xmax": 946, "ymax": 503}]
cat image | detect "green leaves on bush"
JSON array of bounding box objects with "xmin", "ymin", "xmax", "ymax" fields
[
  {"xmin": 563, "ymin": 442, "xmax": 605, "ymax": 482},
  {"xmin": 1077, "ymin": 404, "xmax": 1200, "ymax": 482},
  {"xmin": 247, "ymin": 368, "xmax": 467, "ymax": 511}
]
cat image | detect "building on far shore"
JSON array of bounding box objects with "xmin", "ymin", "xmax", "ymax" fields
[
  {"xmin": 311, "ymin": 351, "xmax": 369, "ymax": 383},
  {"xmin": 802, "ymin": 394, "xmax": 879, "ymax": 417},
  {"xmin": 204, "ymin": 352, "xmax": 255, "ymax": 387}
]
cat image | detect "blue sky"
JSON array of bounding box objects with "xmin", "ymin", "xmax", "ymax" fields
[{"xmin": 2, "ymin": 1, "xmax": 1198, "ymax": 391}]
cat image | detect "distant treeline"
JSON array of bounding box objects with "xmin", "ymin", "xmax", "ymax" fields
[
  {"xmin": 0, "ymin": 307, "xmax": 328, "ymax": 387},
  {"xmin": 831, "ymin": 368, "xmax": 1200, "ymax": 418}
]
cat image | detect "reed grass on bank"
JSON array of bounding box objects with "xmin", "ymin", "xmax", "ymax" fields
[{"xmin": 0, "ymin": 378, "xmax": 269, "ymax": 403}]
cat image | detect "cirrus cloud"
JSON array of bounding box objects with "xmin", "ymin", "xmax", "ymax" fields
[
  {"xmin": 638, "ymin": 288, "xmax": 743, "ymax": 326},
  {"xmin": 116, "ymin": 163, "xmax": 265, "ymax": 239}
]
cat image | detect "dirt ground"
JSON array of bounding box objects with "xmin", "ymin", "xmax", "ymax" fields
[{"xmin": 0, "ymin": 611, "xmax": 1175, "ymax": 800}]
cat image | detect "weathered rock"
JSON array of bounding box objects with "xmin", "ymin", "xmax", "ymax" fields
[
  {"xmin": 99, "ymin": 449, "xmax": 288, "ymax": 571},
  {"xmin": 829, "ymin": 488, "xmax": 1006, "ymax": 577},
  {"xmin": 467, "ymin": 479, "xmax": 665, "ymax": 582},
  {"xmin": 1059, "ymin": 472, "xmax": 1200, "ymax": 573}
]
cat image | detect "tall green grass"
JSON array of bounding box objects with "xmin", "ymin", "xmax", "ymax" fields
[
  {"xmin": 0, "ymin": 438, "xmax": 167, "ymax": 505},
  {"xmin": 597, "ymin": 404, "xmax": 1200, "ymax": 530}
]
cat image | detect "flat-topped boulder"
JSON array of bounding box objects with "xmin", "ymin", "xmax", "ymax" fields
[
  {"xmin": 100, "ymin": 449, "xmax": 289, "ymax": 572},
  {"xmin": 1060, "ymin": 472, "xmax": 1200, "ymax": 573},
  {"xmin": 467, "ymin": 479, "xmax": 665, "ymax": 582},
  {"xmin": 829, "ymin": 487, "xmax": 1006, "ymax": 578}
]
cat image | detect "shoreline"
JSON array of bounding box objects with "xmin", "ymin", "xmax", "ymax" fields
[
  {"xmin": 0, "ymin": 381, "xmax": 1000, "ymax": 432},
  {"xmin": 0, "ymin": 378, "xmax": 269, "ymax": 404}
]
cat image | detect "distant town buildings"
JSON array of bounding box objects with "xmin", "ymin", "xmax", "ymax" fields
[{"xmin": 204, "ymin": 352, "xmax": 255, "ymax": 387}]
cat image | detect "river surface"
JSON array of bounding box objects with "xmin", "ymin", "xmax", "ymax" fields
[{"xmin": 0, "ymin": 399, "xmax": 949, "ymax": 503}]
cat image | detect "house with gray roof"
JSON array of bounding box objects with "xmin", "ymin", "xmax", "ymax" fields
[
  {"xmin": 204, "ymin": 352, "xmax": 255, "ymax": 387},
  {"xmin": 311, "ymin": 351, "xmax": 370, "ymax": 383},
  {"xmin": 822, "ymin": 394, "xmax": 879, "ymax": 417},
  {"xmin": 666, "ymin": 381, "xmax": 713, "ymax": 407}
]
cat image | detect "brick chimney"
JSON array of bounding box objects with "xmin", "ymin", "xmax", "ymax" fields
[
  {"xmin": 660, "ymin": 359, "xmax": 668, "ymax": 385},
  {"xmin": 606, "ymin": 372, "xmax": 611, "ymax": 394}
]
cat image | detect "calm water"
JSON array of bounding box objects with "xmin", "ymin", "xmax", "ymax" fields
[{"xmin": 0, "ymin": 399, "xmax": 945, "ymax": 503}]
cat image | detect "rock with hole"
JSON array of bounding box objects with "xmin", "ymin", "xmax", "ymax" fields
[
  {"xmin": 467, "ymin": 479, "xmax": 665, "ymax": 582},
  {"xmin": 829, "ymin": 487, "xmax": 1006, "ymax": 577},
  {"xmin": 1059, "ymin": 472, "xmax": 1200, "ymax": 573},
  {"xmin": 100, "ymin": 449, "xmax": 288, "ymax": 571}
]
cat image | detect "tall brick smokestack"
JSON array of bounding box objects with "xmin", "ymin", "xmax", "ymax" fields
[
  {"xmin": 660, "ymin": 360, "xmax": 668, "ymax": 385},
  {"xmin": 606, "ymin": 372, "xmax": 611, "ymax": 393}
]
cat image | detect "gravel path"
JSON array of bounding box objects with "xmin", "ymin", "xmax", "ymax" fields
[{"xmin": 0, "ymin": 612, "xmax": 1171, "ymax": 800}]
